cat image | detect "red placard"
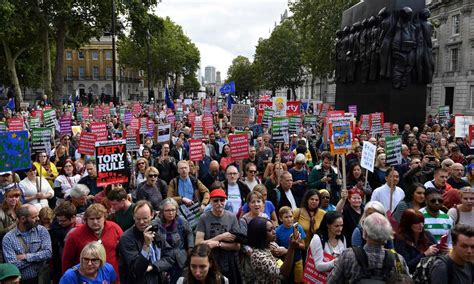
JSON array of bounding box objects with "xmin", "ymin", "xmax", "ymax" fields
[
  {"xmin": 360, "ymin": 114, "xmax": 370, "ymax": 130},
  {"xmin": 203, "ymin": 113, "xmax": 213, "ymax": 133},
  {"xmin": 90, "ymin": 121, "xmax": 108, "ymax": 141},
  {"xmin": 257, "ymin": 101, "xmax": 273, "ymax": 123},
  {"xmin": 78, "ymin": 132, "xmax": 96, "ymax": 155},
  {"xmin": 229, "ymin": 134, "xmax": 249, "ymax": 161},
  {"xmin": 469, "ymin": 125, "xmax": 474, "ymax": 148},
  {"xmin": 93, "ymin": 107, "xmax": 103, "ymax": 120},
  {"xmin": 103, "ymin": 106, "xmax": 110, "ymax": 116},
  {"xmin": 32, "ymin": 110, "xmax": 43, "ymax": 120},
  {"xmin": 286, "ymin": 101, "xmax": 300, "ymax": 116},
  {"xmin": 189, "ymin": 139, "xmax": 204, "ymax": 161},
  {"xmin": 302, "ymin": 247, "xmax": 335, "ymax": 283},
  {"xmin": 188, "ymin": 112, "xmax": 196, "ymax": 125},
  {"xmin": 82, "ymin": 107, "xmax": 90, "ymax": 119},
  {"xmin": 132, "ymin": 102, "xmax": 141, "ymax": 114},
  {"xmin": 130, "ymin": 118, "xmax": 140, "ymax": 130},
  {"xmin": 7, "ymin": 118, "xmax": 24, "ymax": 131}
]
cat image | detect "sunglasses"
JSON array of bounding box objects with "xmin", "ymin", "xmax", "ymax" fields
[
  {"xmin": 429, "ymin": 198, "xmax": 443, "ymax": 204},
  {"xmin": 321, "ymin": 196, "xmax": 330, "ymax": 200},
  {"xmin": 212, "ymin": 198, "xmax": 225, "ymax": 203},
  {"xmin": 148, "ymin": 174, "xmax": 158, "ymax": 178},
  {"xmin": 248, "ymin": 170, "xmax": 257, "ymax": 174},
  {"xmin": 137, "ymin": 162, "xmax": 145, "ymax": 165}
]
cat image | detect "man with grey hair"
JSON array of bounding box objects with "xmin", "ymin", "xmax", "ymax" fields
[
  {"xmin": 328, "ymin": 212, "xmax": 410, "ymax": 283},
  {"xmin": 66, "ymin": 184, "xmax": 91, "ymax": 215}
]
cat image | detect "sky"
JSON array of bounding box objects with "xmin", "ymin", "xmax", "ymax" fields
[{"xmin": 154, "ymin": 0, "xmax": 289, "ymax": 80}]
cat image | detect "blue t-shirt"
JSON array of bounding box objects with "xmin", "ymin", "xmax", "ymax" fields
[
  {"xmin": 276, "ymin": 223, "xmax": 306, "ymax": 261},
  {"xmin": 59, "ymin": 263, "xmax": 116, "ymax": 284},
  {"xmin": 241, "ymin": 200, "xmax": 275, "ymax": 219},
  {"xmin": 321, "ymin": 203, "xmax": 336, "ymax": 212}
]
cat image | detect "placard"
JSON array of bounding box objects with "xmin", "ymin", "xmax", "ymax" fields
[
  {"xmin": 0, "ymin": 131, "xmax": 31, "ymax": 172},
  {"xmin": 125, "ymin": 128, "xmax": 140, "ymax": 152},
  {"xmin": 385, "ymin": 136, "xmax": 402, "ymax": 166},
  {"xmin": 383, "ymin": 122, "xmax": 392, "ymax": 137},
  {"xmin": 286, "ymin": 101, "xmax": 300, "ymax": 116},
  {"xmin": 156, "ymin": 124, "xmax": 171, "ymax": 143},
  {"xmin": 438, "ymin": 106, "xmax": 450, "ymax": 126},
  {"xmin": 230, "ymin": 104, "xmax": 250, "ymax": 128},
  {"xmin": 272, "ymin": 117, "xmax": 289, "ymax": 143},
  {"xmin": 132, "ymin": 102, "xmax": 141, "ymax": 114},
  {"xmin": 369, "ymin": 112, "xmax": 384, "ymax": 135},
  {"xmin": 470, "ymin": 125, "xmax": 474, "ymax": 149},
  {"xmin": 93, "ymin": 107, "xmax": 103, "ymax": 120},
  {"xmin": 360, "ymin": 114, "xmax": 370, "ymax": 131},
  {"xmin": 348, "ymin": 105, "xmax": 358, "ymax": 117},
  {"xmin": 31, "ymin": 128, "xmax": 52, "ymax": 155},
  {"xmin": 192, "ymin": 116, "xmax": 204, "ymax": 139},
  {"xmin": 43, "ymin": 109, "xmax": 57, "ymax": 129},
  {"xmin": 272, "ymin": 97, "xmax": 287, "ymax": 117},
  {"xmin": 95, "ymin": 140, "xmax": 128, "ymax": 187},
  {"xmin": 257, "ymin": 101, "xmax": 273, "ymax": 124},
  {"xmin": 203, "ymin": 113, "xmax": 213, "ymax": 133},
  {"xmin": 229, "ymin": 134, "xmax": 249, "ymax": 161},
  {"xmin": 262, "ymin": 109, "xmax": 274, "ymax": 129},
  {"xmin": 29, "ymin": 117, "xmax": 41, "ymax": 129},
  {"xmin": 82, "ymin": 107, "xmax": 89, "ymax": 120},
  {"xmin": 8, "ymin": 118, "xmax": 24, "ymax": 131},
  {"xmin": 124, "ymin": 111, "xmax": 132, "ymax": 125},
  {"xmin": 78, "ymin": 132, "xmax": 97, "ymax": 156},
  {"xmin": 455, "ymin": 116, "xmax": 474, "ymax": 138},
  {"xmin": 303, "ymin": 115, "xmax": 317, "ymax": 128},
  {"xmin": 90, "ymin": 121, "xmax": 108, "ymax": 141},
  {"xmin": 139, "ymin": 117, "xmax": 148, "ymax": 135},
  {"xmin": 302, "ymin": 247, "xmax": 335, "ymax": 284},
  {"xmin": 331, "ymin": 120, "xmax": 352, "ymax": 151},
  {"xmin": 289, "ymin": 115, "xmax": 302, "ymax": 134},
  {"xmin": 189, "ymin": 139, "xmax": 204, "ymax": 161},
  {"xmin": 361, "ymin": 141, "xmax": 377, "ymax": 173},
  {"xmin": 0, "ymin": 122, "xmax": 6, "ymax": 132},
  {"xmin": 60, "ymin": 113, "xmax": 72, "ymax": 134}
]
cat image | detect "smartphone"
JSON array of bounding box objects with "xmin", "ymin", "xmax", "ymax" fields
[
  {"xmin": 438, "ymin": 234, "xmax": 448, "ymax": 249},
  {"xmin": 293, "ymin": 223, "xmax": 299, "ymax": 238}
]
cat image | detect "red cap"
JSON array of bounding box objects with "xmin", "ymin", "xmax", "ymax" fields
[{"xmin": 209, "ymin": 188, "xmax": 227, "ymax": 199}]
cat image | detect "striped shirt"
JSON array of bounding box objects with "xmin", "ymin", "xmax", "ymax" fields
[{"xmin": 419, "ymin": 207, "xmax": 453, "ymax": 242}]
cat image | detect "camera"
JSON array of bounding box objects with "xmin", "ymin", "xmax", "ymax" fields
[{"xmin": 149, "ymin": 224, "xmax": 160, "ymax": 233}]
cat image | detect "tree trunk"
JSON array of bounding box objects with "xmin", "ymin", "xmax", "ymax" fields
[
  {"xmin": 42, "ymin": 28, "xmax": 52, "ymax": 98},
  {"xmin": 2, "ymin": 40, "xmax": 24, "ymax": 107},
  {"xmin": 174, "ymin": 72, "xmax": 179, "ymax": 99},
  {"xmin": 52, "ymin": 23, "xmax": 67, "ymax": 108}
]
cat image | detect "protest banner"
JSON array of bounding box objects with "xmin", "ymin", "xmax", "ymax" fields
[
  {"xmin": 132, "ymin": 102, "xmax": 141, "ymax": 114},
  {"xmin": 361, "ymin": 141, "xmax": 377, "ymax": 172},
  {"xmin": 455, "ymin": 116, "xmax": 474, "ymax": 138},
  {"xmin": 0, "ymin": 131, "xmax": 31, "ymax": 172},
  {"xmin": 470, "ymin": 125, "xmax": 474, "ymax": 149},
  {"xmin": 229, "ymin": 134, "xmax": 249, "ymax": 160},
  {"xmin": 32, "ymin": 109, "xmax": 43, "ymax": 120},
  {"xmin": 230, "ymin": 104, "xmax": 250, "ymax": 128},
  {"xmin": 330, "ymin": 119, "xmax": 352, "ymax": 155},
  {"xmin": 360, "ymin": 114, "xmax": 370, "ymax": 131},
  {"xmin": 130, "ymin": 117, "xmax": 140, "ymax": 130},
  {"xmin": 257, "ymin": 101, "xmax": 272, "ymax": 123},
  {"xmin": 385, "ymin": 136, "xmax": 403, "ymax": 166},
  {"xmin": 103, "ymin": 106, "xmax": 110, "ymax": 116},
  {"xmin": 0, "ymin": 122, "xmax": 6, "ymax": 132},
  {"xmin": 139, "ymin": 117, "xmax": 148, "ymax": 135},
  {"xmin": 348, "ymin": 105, "xmax": 358, "ymax": 117},
  {"xmin": 43, "ymin": 109, "xmax": 57, "ymax": 129},
  {"xmin": 262, "ymin": 108, "xmax": 274, "ymax": 129},
  {"xmin": 155, "ymin": 124, "xmax": 172, "ymax": 143},
  {"xmin": 203, "ymin": 113, "xmax": 213, "ymax": 133},
  {"xmin": 31, "ymin": 128, "xmax": 52, "ymax": 155},
  {"xmin": 302, "ymin": 247, "xmax": 335, "ymax": 284},
  {"xmin": 7, "ymin": 118, "xmax": 24, "ymax": 131},
  {"xmin": 90, "ymin": 121, "xmax": 108, "ymax": 141},
  {"xmin": 272, "ymin": 117, "xmax": 289, "ymax": 143},
  {"xmin": 93, "ymin": 107, "xmax": 103, "ymax": 120},
  {"xmin": 29, "ymin": 117, "xmax": 41, "ymax": 129},
  {"xmin": 71, "ymin": 126, "xmax": 82, "ymax": 136},
  {"xmin": 125, "ymin": 128, "xmax": 140, "ymax": 152},
  {"xmin": 82, "ymin": 107, "xmax": 89, "ymax": 119},
  {"xmin": 438, "ymin": 106, "xmax": 450, "ymax": 126},
  {"xmin": 192, "ymin": 116, "xmax": 204, "ymax": 139},
  {"xmin": 110, "ymin": 107, "xmax": 117, "ymax": 117},
  {"xmin": 273, "ymin": 97, "xmax": 287, "ymax": 117},
  {"xmin": 383, "ymin": 122, "xmax": 392, "ymax": 137},
  {"xmin": 313, "ymin": 101, "xmax": 323, "ymax": 116},
  {"xmin": 147, "ymin": 119, "xmax": 154, "ymax": 136},
  {"xmin": 189, "ymin": 139, "xmax": 204, "ymax": 161},
  {"xmin": 369, "ymin": 112, "xmax": 384, "ymax": 135},
  {"xmin": 289, "ymin": 115, "xmax": 302, "ymax": 134},
  {"xmin": 95, "ymin": 140, "xmax": 128, "ymax": 187},
  {"xmin": 167, "ymin": 112, "xmax": 176, "ymax": 125},
  {"xmin": 78, "ymin": 132, "xmax": 96, "ymax": 155},
  {"xmin": 60, "ymin": 113, "xmax": 72, "ymax": 134},
  {"xmin": 303, "ymin": 115, "xmax": 317, "ymax": 128},
  {"xmin": 286, "ymin": 101, "xmax": 300, "ymax": 116}
]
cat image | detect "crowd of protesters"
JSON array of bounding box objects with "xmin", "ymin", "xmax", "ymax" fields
[{"xmin": 0, "ymin": 96, "xmax": 473, "ymax": 284}]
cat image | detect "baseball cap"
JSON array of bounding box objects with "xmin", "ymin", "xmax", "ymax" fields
[
  {"xmin": 209, "ymin": 188, "xmax": 227, "ymax": 199},
  {"xmin": 0, "ymin": 171, "xmax": 12, "ymax": 176},
  {"xmin": 0, "ymin": 263, "xmax": 20, "ymax": 280}
]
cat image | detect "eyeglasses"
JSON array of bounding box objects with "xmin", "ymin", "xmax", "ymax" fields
[
  {"xmin": 248, "ymin": 170, "xmax": 257, "ymax": 174},
  {"xmin": 82, "ymin": 257, "xmax": 100, "ymax": 264},
  {"xmin": 227, "ymin": 172, "xmax": 238, "ymax": 176},
  {"xmin": 163, "ymin": 208, "xmax": 177, "ymax": 213},
  {"xmin": 321, "ymin": 196, "xmax": 330, "ymax": 200},
  {"xmin": 137, "ymin": 162, "xmax": 145, "ymax": 165},
  {"xmin": 148, "ymin": 174, "xmax": 158, "ymax": 178},
  {"xmin": 212, "ymin": 198, "xmax": 225, "ymax": 203},
  {"xmin": 429, "ymin": 198, "xmax": 443, "ymax": 204}
]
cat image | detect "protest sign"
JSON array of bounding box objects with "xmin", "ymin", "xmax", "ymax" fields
[
  {"xmin": 192, "ymin": 116, "xmax": 204, "ymax": 139},
  {"xmin": 125, "ymin": 128, "xmax": 140, "ymax": 152},
  {"xmin": 103, "ymin": 106, "xmax": 110, "ymax": 116},
  {"xmin": 273, "ymin": 97, "xmax": 287, "ymax": 117},
  {"xmin": 361, "ymin": 141, "xmax": 377, "ymax": 172},
  {"xmin": 124, "ymin": 111, "xmax": 132, "ymax": 125},
  {"xmin": 257, "ymin": 101, "xmax": 273, "ymax": 124},
  {"xmin": 130, "ymin": 117, "xmax": 140, "ymax": 130},
  {"xmin": 302, "ymin": 247, "xmax": 335, "ymax": 284},
  {"xmin": 82, "ymin": 107, "xmax": 89, "ymax": 119},
  {"xmin": 286, "ymin": 101, "xmax": 300, "ymax": 116},
  {"xmin": 438, "ymin": 106, "xmax": 450, "ymax": 126},
  {"xmin": 229, "ymin": 134, "xmax": 249, "ymax": 160},
  {"xmin": 455, "ymin": 116, "xmax": 474, "ymax": 138},
  {"xmin": 72, "ymin": 126, "xmax": 82, "ymax": 136},
  {"xmin": 203, "ymin": 113, "xmax": 213, "ymax": 133},
  {"xmin": 31, "ymin": 128, "xmax": 52, "ymax": 155},
  {"xmin": 32, "ymin": 109, "xmax": 43, "ymax": 120},
  {"xmin": 470, "ymin": 125, "xmax": 474, "ymax": 149},
  {"xmin": 330, "ymin": 120, "xmax": 352, "ymax": 155},
  {"xmin": 383, "ymin": 122, "xmax": 392, "ymax": 137},
  {"xmin": 272, "ymin": 117, "xmax": 289, "ymax": 143},
  {"xmin": 0, "ymin": 131, "xmax": 31, "ymax": 172},
  {"xmin": 369, "ymin": 112, "xmax": 384, "ymax": 135},
  {"xmin": 0, "ymin": 122, "xmax": 6, "ymax": 132},
  {"xmin": 262, "ymin": 109, "xmax": 274, "ymax": 129},
  {"xmin": 385, "ymin": 136, "xmax": 402, "ymax": 166},
  {"xmin": 304, "ymin": 115, "xmax": 317, "ymax": 128},
  {"xmin": 313, "ymin": 101, "xmax": 323, "ymax": 116},
  {"xmin": 230, "ymin": 104, "xmax": 250, "ymax": 128},
  {"xmin": 29, "ymin": 117, "xmax": 41, "ymax": 129},
  {"xmin": 189, "ymin": 139, "xmax": 204, "ymax": 161},
  {"xmin": 155, "ymin": 124, "xmax": 172, "ymax": 143},
  {"xmin": 139, "ymin": 117, "xmax": 148, "ymax": 135},
  {"xmin": 60, "ymin": 113, "xmax": 72, "ymax": 134},
  {"xmin": 8, "ymin": 118, "xmax": 24, "ymax": 131},
  {"xmin": 289, "ymin": 116, "xmax": 302, "ymax": 134},
  {"xmin": 348, "ymin": 105, "xmax": 358, "ymax": 117},
  {"xmin": 90, "ymin": 121, "xmax": 108, "ymax": 141},
  {"xmin": 360, "ymin": 114, "xmax": 370, "ymax": 131},
  {"xmin": 43, "ymin": 109, "xmax": 57, "ymax": 129},
  {"xmin": 78, "ymin": 132, "xmax": 96, "ymax": 155},
  {"xmin": 93, "ymin": 107, "xmax": 103, "ymax": 120},
  {"xmin": 132, "ymin": 102, "xmax": 141, "ymax": 114},
  {"xmin": 95, "ymin": 140, "xmax": 128, "ymax": 187},
  {"xmin": 147, "ymin": 119, "xmax": 154, "ymax": 136},
  {"xmin": 167, "ymin": 112, "xmax": 176, "ymax": 125}
]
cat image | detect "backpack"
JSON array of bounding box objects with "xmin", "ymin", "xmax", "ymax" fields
[
  {"xmin": 352, "ymin": 247, "xmax": 395, "ymax": 284},
  {"xmin": 412, "ymin": 255, "xmax": 453, "ymax": 284}
]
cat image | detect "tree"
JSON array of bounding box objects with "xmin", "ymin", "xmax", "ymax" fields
[
  {"xmin": 182, "ymin": 74, "xmax": 200, "ymax": 96},
  {"xmin": 254, "ymin": 19, "xmax": 305, "ymax": 99},
  {"xmin": 226, "ymin": 56, "xmax": 258, "ymax": 100}
]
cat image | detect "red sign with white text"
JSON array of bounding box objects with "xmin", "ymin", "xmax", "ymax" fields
[
  {"xmin": 90, "ymin": 121, "xmax": 108, "ymax": 141},
  {"xmin": 286, "ymin": 101, "xmax": 300, "ymax": 116},
  {"xmin": 229, "ymin": 134, "xmax": 249, "ymax": 161},
  {"xmin": 189, "ymin": 139, "xmax": 204, "ymax": 161},
  {"xmin": 78, "ymin": 132, "xmax": 96, "ymax": 155},
  {"xmin": 7, "ymin": 118, "xmax": 24, "ymax": 131}
]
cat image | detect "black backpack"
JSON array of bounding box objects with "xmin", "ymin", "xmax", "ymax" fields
[
  {"xmin": 352, "ymin": 247, "xmax": 395, "ymax": 284},
  {"xmin": 412, "ymin": 255, "xmax": 453, "ymax": 284}
]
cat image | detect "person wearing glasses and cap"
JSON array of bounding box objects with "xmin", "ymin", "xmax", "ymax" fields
[{"xmin": 195, "ymin": 189, "xmax": 242, "ymax": 284}]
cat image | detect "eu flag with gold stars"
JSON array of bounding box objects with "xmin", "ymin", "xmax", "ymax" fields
[{"xmin": 0, "ymin": 131, "xmax": 31, "ymax": 172}]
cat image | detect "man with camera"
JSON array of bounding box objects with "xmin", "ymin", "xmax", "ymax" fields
[{"xmin": 118, "ymin": 200, "xmax": 174, "ymax": 283}]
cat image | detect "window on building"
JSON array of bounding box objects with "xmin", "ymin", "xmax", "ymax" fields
[
  {"xmin": 470, "ymin": 86, "xmax": 474, "ymax": 109},
  {"xmin": 427, "ymin": 87, "xmax": 432, "ymax": 107},
  {"xmin": 92, "ymin": 51, "xmax": 99, "ymax": 60},
  {"xmin": 432, "ymin": 29, "xmax": 437, "ymax": 40},
  {"xmin": 93, "ymin": 66, "xmax": 99, "ymax": 80},
  {"xmin": 106, "ymin": 67, "xmax": 113, "ymax": 80},
  {"xmin": 452, "ymin": 14, "xmax": 460, "ymax": 35},
  {"xmin": 79, "ymin": 66, "xmax": 85, "ymax": 80},
  {"xmin": 450, "ymin": 48, "xmax": 459, "ymax": 71},
  {"xmin": 66, "ymin": 51, "xmax": 72, "ymax": 60},
  {"xmin": 66, "ymin": 66, "xmax": 73, "ymax": 80},
  {"xmin": 105, "ymin": 51, "xmax": 112, "ymax": 60},
  {"xmin": 78, "ymin": 51, "xmax": 84, "ymax": 60}
]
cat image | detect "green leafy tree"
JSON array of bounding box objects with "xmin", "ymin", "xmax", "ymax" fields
[
  {"xmin": 226, "ymin": 56, "xmax": 258, "ymax": 100},
  {"xmin": 182, "ymin": 74, "xmax": 200, "ymax": 96}
]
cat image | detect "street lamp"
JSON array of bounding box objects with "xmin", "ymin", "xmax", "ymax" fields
[
  {"xmin": 112, "ymin": 0, "xmax": 117, "ymax": 105},
  {"xmin": 146, "ymin": 29, "xmax": 153, "ymax": 102}
]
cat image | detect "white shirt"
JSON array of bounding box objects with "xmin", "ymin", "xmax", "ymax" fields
[
  {"xmin": 284, "ymin": 189, "xmax": 297, "ymax": 210},
  {"xmin": 19, "ymin": 177, "xmax": 54, "ymax": 210},
  {"xmin": 227, "ymin": 183, "xmax": 242, "ymax": 215},
  {"xmin": 309, "ymin": 234, "xmax": 346, "ymax": 272},
  {"xmin": 243, "ymin": 178, "xmax": 259, "ymax": 191},
  {"xmin": 371, "ymin": 183, "xmax": 405, "ymax": 212},
  {"xmin": 53, "ymin": 174, "xmax": 81, "ymax": 198}
]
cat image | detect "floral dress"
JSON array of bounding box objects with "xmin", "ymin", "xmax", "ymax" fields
[{"xmin": 250, "ymin": 248, "xmax": 281, "ymax": 284}]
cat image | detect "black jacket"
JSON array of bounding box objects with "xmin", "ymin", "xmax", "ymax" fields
[
  {"xmin": 170, "ymin": 147, "xmax": 189, "ymax": 161},
  {"xmin": 223, "ymin": 180, "xmax": 250, "ymax": 205}
]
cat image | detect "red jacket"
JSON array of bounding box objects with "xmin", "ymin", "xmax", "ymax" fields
[{"xmin": 62, "ymin": 220, "xmax": 123, "ymax": 278}]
